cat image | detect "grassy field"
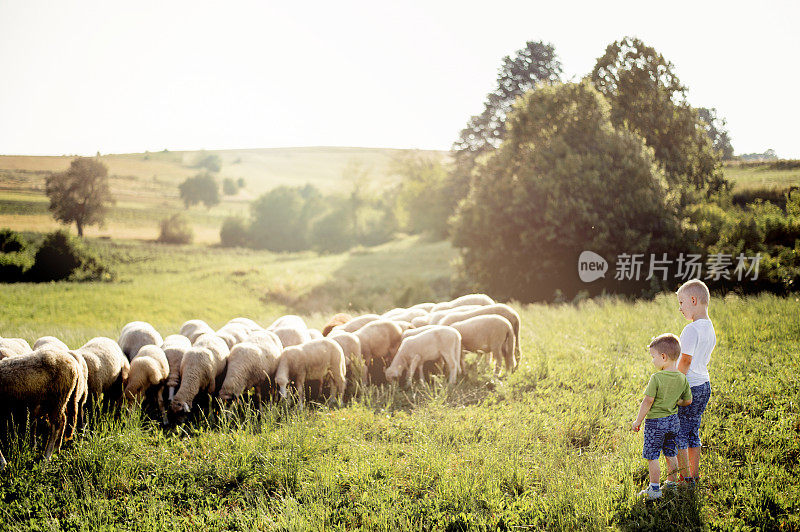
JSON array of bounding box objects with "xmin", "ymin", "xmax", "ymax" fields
[
  {"xmin": 0, "ymin": 236, "xmax": 799, "ymax": 530},
  {"xmin": 722, "ymin": 161, "xmax": 800, "ymax": 190}
]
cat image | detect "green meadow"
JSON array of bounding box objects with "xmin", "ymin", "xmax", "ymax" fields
[{"xmin": 1, "ymin": 236, "xmax": 799, "ymax": 530}]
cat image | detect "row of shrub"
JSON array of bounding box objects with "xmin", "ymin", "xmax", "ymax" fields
[{"xmin": 0, "ymin": 229, "xmax": 112, "ymax": 283}]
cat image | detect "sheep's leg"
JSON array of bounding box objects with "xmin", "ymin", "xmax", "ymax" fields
[
  {"xmin": 156, "ymin": 385, "xmax": 168, "ymax": 425},
  {"xmin": 447, "ymin": 352, "xmax": 459, "ymax": 384},
  {"xmin": 408, "ymin": 355, "xmax": 422, "ymax": 385},
  {"xmin": 0, "ymin": 449, "xmax": 6, "ymax": 470},
  {"xmin": 44, "ymin": 410, "xmax": 67, "ymax": 461},
  {"xmin": 168, "ymin": 386, "xmax": 176, "ymax": 401},
  {"xmin": 295, "ymin": 375, "xmax": 306, "ymax": 409}
]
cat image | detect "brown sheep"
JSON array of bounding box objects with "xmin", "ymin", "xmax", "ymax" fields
[
  {"xmin": 274, "ymin": 339, "xmax": 346, "ymax": 407},
  {"xmin": 0, "ymin": 348, "xmax": 80, "ymax": 469},
  {"xmin": 125, "ymin": 345, "xmax": 170, "ymax": 422},
  {"xmin": 322, "ymin": 313, "xmax": 353, "ymax": 336},
  {"xmin": 170, "ymin": 333, "xmax": 230, "ymax": 415},
  {"xmin": 218, "ymin": 331, "xmax": 282, "ymax": 404},
  {"xmin": 449, "ymin": 315, "xmax": 516, "ymax": 375},
  {"xmin": 437, "ymin": 304, "xmax": 521, "ymax": 362},
  {"xmin": 385, "ymin": 326, "xmax": 462, "ymax": 385}
]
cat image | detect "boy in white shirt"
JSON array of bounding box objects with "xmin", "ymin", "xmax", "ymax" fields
[{"xmin": 676, "ymin": 279, "xmax": 716, "ymax": 486}]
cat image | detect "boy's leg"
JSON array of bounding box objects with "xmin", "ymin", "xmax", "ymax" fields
[
  {"xmin": 677, "ymin": 382, "xmax": 711, "ymax": 481},
  {"xmin": 664, "ymin": 455, "xmax": 679, "ymax": 482},
  {"xmin": 676, "ymin": 448, "xmax": 689, "ymax": 479},
  {"xmin": 687, "ymin": 447, "xmax": 701, "ymax": 478},
  {"xmin": 648, "ymin": 459, "xmax": 661, "ymax": 485}
]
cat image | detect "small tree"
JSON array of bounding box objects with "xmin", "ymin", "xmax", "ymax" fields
[
  {"xmin": 45, "ymin": 157, "xmax": 114, "ymax": 237},
  {"xmin": 179, "ymin": 172, "xmax": 220, "ymax": 208},
  {"xmin": 158, "ymin": 213, "xmax": 194, "ymax": 244},
  {"xmin": 192, "ymin": 151, "xmax": 222, "ymax": 173},
  {"xmin": 220, "ymin": 217, "xmax": 249, "ymax": 247},
  {"xmin": 222, "ymin": 178, "xmax": 238, "ymax": 196}
]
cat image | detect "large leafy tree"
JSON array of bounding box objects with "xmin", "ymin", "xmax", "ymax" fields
[
  {"xmin": 451, "ymin": 81, "xmax": 683, "ymax": 302},
  {"xmin": 45, "ymin": 157, "xmax": 114, "ymax": 237},
  {"xmin": 392, "ymin": 151, "xmax": 451, "ymax": 238},
  {"xmin": 590, "ymin": 37, "xmax": 727, "ymax": 195},
  {"xmin": 697, "ymin": 107, "xmax": 734, "ymax": 160},
  {"xmin": 248, "ymin": 185, "xmax": 322, "ymax": 251},
  {"xmin": 448, "ymin": 41, "xmax": 563, "ymax": 209},
  {"xmin": 179, "ymin": 172, "xmax": 220, "ymax": 208}
]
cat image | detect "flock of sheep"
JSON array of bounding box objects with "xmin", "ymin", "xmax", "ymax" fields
[{"xmin": 0, "ymin": 293, "xmax": 520, "ymax": 470}]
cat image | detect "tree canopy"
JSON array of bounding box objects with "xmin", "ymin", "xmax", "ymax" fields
[
  {"xmin": 451, "ymin": 81, "xmax": 682, "ymax": 302},
  {"xmin": 590, "ymin": 37, "xmax": 727, "ymax": 195},
  {"xmin": 45, "ymin": 157, "xmax": 114, "ymax": 237},
  {"xmin": 179, "ymin": 172, "xmax": 220, "ymax": 208}
]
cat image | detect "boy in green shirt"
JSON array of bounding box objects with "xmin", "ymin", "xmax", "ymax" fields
[{"xmin": 631, "ymin": 333, "xmax": 693, "ymax": 500}]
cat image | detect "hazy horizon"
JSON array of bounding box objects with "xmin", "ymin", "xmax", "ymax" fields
[{"xmin": 1, "ymin": 0, "xmax": 797, "ymax": 158}]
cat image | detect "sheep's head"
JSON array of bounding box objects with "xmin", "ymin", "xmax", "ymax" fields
[
  {"xmin": 170, "ymin": 399, "xmax": 191, "ymax": 414},
  {"xmin": 384, "ymin": 365, "xmax": 401, "ymax": 381}
]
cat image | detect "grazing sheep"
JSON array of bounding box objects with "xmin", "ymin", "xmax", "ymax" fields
[
  {"xmin": 411, "ymin": 315, "xmax": 431, "ymax": 328},
  {"xmin": 354, "ymin": 320, "xmax": 408, "ymax": 384},
  {"xmin": 308, "ymin": 329, "xmax": 323, "ymax": 340},
  {"xmin": 327, "ymin": 330, "xmax": 362, "ymax": 376},
  {"xmin": 217, "ymin": 323, "xmax": 249, "ymax": 345},
  {"xmin": 382, "ymin": 308, "xmax": 428, "ymax": 323},
  {"xmin": 431, "ymin": 293, "xmax": 495, "ymax": 312},
  {"xmin": 449, "ymin": 315, "xmax": 516, "ymax": 375},
  {"xmin": 179, "ymin": 319, "xmax": 215, "ymax": 343},
  {"xmin": 118, "ymin": 321, "xmax": 163, "ymax": 360},
  {"xmin": 33, "ymin": 336, "xmax": 69, "ymax": 352},
  {"xmin": 215, "ymin": 330, "xmax": 239, "ymax": 350},
  {"xmin": 218, "ymin": 331, "xmax": 282, "ymax": 404},
  {"xmin": 161, "ymin": 334, "xmax": 192, "ymax": 399},
  {"xmin": 226, "ymin": 317, "xmax": 263, "ymax": 332},
  {"xmin": 63, "ymin": 348, "xmax": 89, "ymax": 439},
  {"xmin": 437, "ymin": 304, "xmax": 521, "ymax": 361},
  {"xmin": 267, "ymin": 315, "xmax": 308, "ymax": 332},
  {"xmin": 385, "ymin": 326, "xmax": 462, "ymax": 385},
  {"xmin": 410, "ymin": 302, "xmax": 435, "ymax": 312},
  {"xmin": 337, "ymin": 314, "xmax": 380, "ymax": 333},
  {"xmin": 0, "ymin": 348, "xmax": 80, "ymax": 469},
  {"xmin": 75, "ymin": 337, "xmax": 130, "ymax": 410},
  {"xmin": 274, "ymin": 338, "xmax": 346, "ymax": 407},
  {"xmin": 428, "ymin": 306, "xmax": 482, "ymax": 325},
  {"xmin": 125, "ymin": 345, "xmax": 170, "ymax": 422},
  {"xmin": 271, "ymin": 327, "xmax": 310, "ymax": 348},
  {"xmin": 0, "ymin": 337, "xmax": 32, "ymax": 359},
  {"xmin": 170, "ymin": 333, "xmax": 230, "ymax": 415},
  {"xmin": 322, "ymin": 313, "xmax": 353, "ymax": 336}
]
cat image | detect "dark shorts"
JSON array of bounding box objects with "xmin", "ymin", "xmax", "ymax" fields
[
  {"xmin": 643, "ymin": 413, "xmax": 680, "ymax": 460},
  {"xmin": 677, "ymin": 381, "xmax": 711, "ymax": 449}
]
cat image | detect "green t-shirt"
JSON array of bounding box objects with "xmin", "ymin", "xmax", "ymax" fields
[{"xmin": 644, "ymin": 370, "xmax": 693, "ymax": 419}]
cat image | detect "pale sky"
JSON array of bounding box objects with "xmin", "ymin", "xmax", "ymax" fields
[{"xmin": 1, "ymin": 0, "xmax": 797, "ymax": 157}]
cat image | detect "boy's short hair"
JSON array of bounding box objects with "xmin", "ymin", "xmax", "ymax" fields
[
  {"xmin": 649, "ymin": 333, "xmax": 681, "ymax": 360},
  {"xmin": 677, "ymin": 279, "xmax": 710, "ymax": 305}
]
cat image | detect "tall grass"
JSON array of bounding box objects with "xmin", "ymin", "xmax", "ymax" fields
[{"xmin": 1, "ymin": 293, "xmax": 798, "ymax": 530}]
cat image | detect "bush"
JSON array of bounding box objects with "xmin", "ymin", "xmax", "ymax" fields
[
  {"xmin": 0, "ymin": 253, "xmax": 31, "ymax": 283},
  {"xmin": 0, "ymin": 228, "xmax": 26, "ymax": 253},
  {"xmin": 732, "ymin": 186, "xmax": 798, "ymax": 210},
  {"xmin": 222, "ymin": 178, "xmax": 239, "ymax": 196},
  {"xmin": 309, "ymin": 208, "xmax": 355, "ymax": 253},
  {"xmin": 27, "ymin": 230, "xmax": 110, "ymax": 282},
  {"xmin": 158, "ymin": 214, "xmax": 194, "ymax": 244},
  {"xmin": 179, "ymin": 172, "xmax": 220, "ymax": 208},
  {"xmin": 220, "ymin": 217, "xmax": 249, "ymax": 248}
]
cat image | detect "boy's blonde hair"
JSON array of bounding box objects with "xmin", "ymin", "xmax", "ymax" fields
[
  {"xmin": 649, "ymin": 333, "xmax": 681, "ymax": 361},
  {"xmin": 677, "ymin": 279, "xmax": 710, "ymax": 306}
]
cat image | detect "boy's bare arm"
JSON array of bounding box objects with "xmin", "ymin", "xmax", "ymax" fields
[
  {"xmin": 677, "ymin": 398, "xmax": 693, "ymax": 406},
  {"xmin": 631, "ymin": 395, "xmax": 655, "ymax": 431},
  {"xmin": 677, "ymin": 353, "xmax": 693, "ymax": 374}
]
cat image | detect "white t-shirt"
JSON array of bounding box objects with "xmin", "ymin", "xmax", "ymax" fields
[{"xmin": 679, "ymin": 318, "xmax": 715, "ymax": 387}]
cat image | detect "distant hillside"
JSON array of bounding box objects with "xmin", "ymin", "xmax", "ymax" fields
[{"xmin": 0, "ymin": 147, "xmax": 449, "ymax": 199}]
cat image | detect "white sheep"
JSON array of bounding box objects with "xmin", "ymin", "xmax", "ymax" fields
[
  {"xmin": 410, "ymin": 302, "xmax": 435, "ymax": 312},
  {"xmin": 74, "ymin": 337, "xmax": 131, "ymax": 410},
  {"xmin": 125, "ymin": 344, "xmax": 170, "ymax": 422},
  {"xmin": 431, "ymin": 293, "xmax": 495, "ymax": 312},
  {"xmin": 170, "ymin": 333, "xmax": 230, "ymax": 415},
  {"xmin": 336, "ymin": 314, "xmax": 380, "ymax": 333},
  {"xmin": 274, "ymin": 338, "xmax": 346, "ymax": 407},
  {"xmin": 271, "ymin": 327, "xmax": 311, "ymax": 348},
  {"xmin": 216, "ymin": 323, "xmax": 249, "ymax": 347},
  {"xmin": 225, "ymin": 317, "xmax": 263, "ymax": 332},
  {"xmin": 218, "ymin": 330, "xmax": 282, "ymax": 404},
  {"xmin": 0, "ymin": 347, "xmax": 80, "ymax": 469},
  {"xmin": 118, "ymin": 321, "xmax": 163, "ymax": 360},
  {"xmin": 179, "ymin": 319, "xmax": 215, "ymax": 343},
  {"xmin": 385, "ymin": 326, "xmax": 462, "ymax": 384},
  {"xmin": 33, "ymin": 336, "xmax": 70, "ymax": 351},
  {"xmin": 0, "ymin": 337, "xmax": 32, "ymax": 359},
  {"xmin": 327, "ymin": 330, "xmax": 363, "ymax": 379},
  {"xmin": 161, "ymin": 334, "xmax": 192, "ymax": 400},
  {"xmin": 437, "ymin": 304, "xmax": 521, "ymax": 361},
  {"xmin": 449, "ymin": 315, "xmax": 516, "ymax": 375},
  {"xmin": 353, "ymin": 320, "xmax": 409, "ymax": 385},
  {"xmin": 382, "ymin": 308, "xmax": 428, "ymax": 323},
  {"xmin": 267, "ymin": 315, "xmax": 308, "ymax": 331},
  {"xmin": 308, "ymin": 328, "xmax": 323, "ymax": 340}
]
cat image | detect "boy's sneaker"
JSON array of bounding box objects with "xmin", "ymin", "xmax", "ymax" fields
[{"xmin": 638, "ymin": 486, "xmax": 662, "ymax": 500}]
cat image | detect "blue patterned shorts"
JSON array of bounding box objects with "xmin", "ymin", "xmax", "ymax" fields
[
  {"xmin": 643, "ymin": 414, "xmax": 680, "ymax": 460},
  {"xmin": 677, "ymin": 381, "xmax": 711, "ymax": 449}
]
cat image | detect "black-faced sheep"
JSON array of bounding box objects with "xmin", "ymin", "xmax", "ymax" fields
[
  {"xmin": 449, "ymin": 315, "xmax": 516, "ymax": 375},
  {"xmin": 274, "ymin": 338, "xmax": 346, "ymax": 407},
  {"xmin": 170, "ymin": 333, "xmax": 230, "ymax": 415},
  {"xmin": 124, "ymin": 345, "xmax": 170, "ymax": 422},
  {"xmin": 0, "ymin": 348, "xmax": 80, "ymax": 469},
  {"xmin": 118, "ymin": 321, "xmax": 163, "ymax": 360},
  {"xmin": 218, "ymin": 330, "xmax": 282, "ymax": 404},
  {"xmin": 385, "ymin": 326, "xmax": 462, "ymax": 385}
]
